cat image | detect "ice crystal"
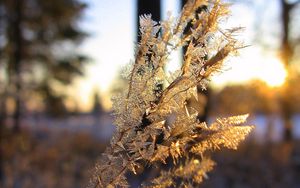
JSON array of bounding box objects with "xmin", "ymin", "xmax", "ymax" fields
[{"xmin": 88, "ymin": 0, "xmax": 254, "ymax": 187}]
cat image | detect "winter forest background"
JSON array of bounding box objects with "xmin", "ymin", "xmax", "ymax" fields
[{"xmin": 1, "ymin": 0, "xmax": 300, "ymax": 187}]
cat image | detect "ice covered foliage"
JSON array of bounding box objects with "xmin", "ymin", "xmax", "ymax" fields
[{"xmin": 88, "ymin": 0, "xmax": 254, "ymax": 187}]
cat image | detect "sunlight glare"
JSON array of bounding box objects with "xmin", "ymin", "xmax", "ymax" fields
[
  {"xmin": 259, "ymin": 57, "xmax": 287, "ymax": 87},
  {"xmin": 212, "ymin": 47, "xmax": 287, "ymax": 88}
]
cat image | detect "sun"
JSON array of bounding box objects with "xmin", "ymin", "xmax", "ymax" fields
[
  {"xmin": 210, "ymin": 47, "xmax": 288, "ymax": 89},
  {"xmin": 258, "ymin": 56, "xmax": 287, "ymax": 87}
]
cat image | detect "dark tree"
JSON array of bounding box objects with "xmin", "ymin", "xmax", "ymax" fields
[
  {"xmin": 0, "ymin": 0, "xmax": 88, "ymax": 131},
  {"xmin": 279, "ymin": 0, "xmax": 300, "ymax": 141},
  {"xmin": 92, "ymin": 90, "xmax": 104, "ymax": 115}
]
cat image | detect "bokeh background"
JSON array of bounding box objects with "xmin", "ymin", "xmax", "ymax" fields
[{"xmin": 1, "ymin": 0, "xmax": 300, "ymax": 187}]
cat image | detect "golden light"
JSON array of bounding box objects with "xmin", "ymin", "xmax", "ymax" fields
[
  {"xmin": 258, "ymin": 56, "xmax": 287, "ymax": 87},
  {"xmin": 211, "ymin": 47, "xmax": 288, "ymax": 89}
]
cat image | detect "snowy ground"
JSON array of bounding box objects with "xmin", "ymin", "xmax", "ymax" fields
[{"xmin": 13, "ymin": 113, "xmax": 300, "ymax": 142}]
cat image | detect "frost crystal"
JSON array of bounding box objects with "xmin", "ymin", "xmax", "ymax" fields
[{"xmin": 88, "ymin": 0, "xmax": 253, "ymax": 187}]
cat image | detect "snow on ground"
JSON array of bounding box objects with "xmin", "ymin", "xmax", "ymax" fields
[{"xmin": 14, "ymin": 113, "xmax": 300, "ymax": 142}]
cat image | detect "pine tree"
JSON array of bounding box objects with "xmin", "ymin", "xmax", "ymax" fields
[
  {"xmin": 0, "ymin": 0, "xmax": 88, "ymax": 129},
  {"xmin": 88, "ymin": 0, "xmax": 254, "ymax": 187}
]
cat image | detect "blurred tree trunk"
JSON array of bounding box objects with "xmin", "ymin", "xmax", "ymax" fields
[
  {"xmin": 7, "ymin": 0, "xmax": 23, "ymax": 132},
  {"xmin": 92, "ymin": 91, "xmax": 104, "ymax": 115},
  {"xmin": 280, "ymin": 0, "xmax": 298, "ymax": 141}
]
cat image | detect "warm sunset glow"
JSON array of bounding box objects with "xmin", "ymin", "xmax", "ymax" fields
[
  {"xmin": 258, "ymin": 57, "xmax": 287, "ymax": 87},
  {"xmin": 211, "ymin": 47, "xmax": 288, "ymax": 89},
  {"xmin": 75, "ymin": 1, "xmax": 290, "ymax": 111}
]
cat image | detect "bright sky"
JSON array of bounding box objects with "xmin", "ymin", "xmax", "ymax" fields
[{"xmin": 73, "ymin": 0, "xmax": 287, "ymax": 111}]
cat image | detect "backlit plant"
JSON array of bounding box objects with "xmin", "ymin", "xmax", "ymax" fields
[{"xmin": 88, "ymin": 0, "xmax": 253, "ymax": 187}]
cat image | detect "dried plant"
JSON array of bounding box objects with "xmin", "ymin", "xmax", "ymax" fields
[{"xmin": 88, "ymin": 0, "xmax": 254, "ymax": 187}]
